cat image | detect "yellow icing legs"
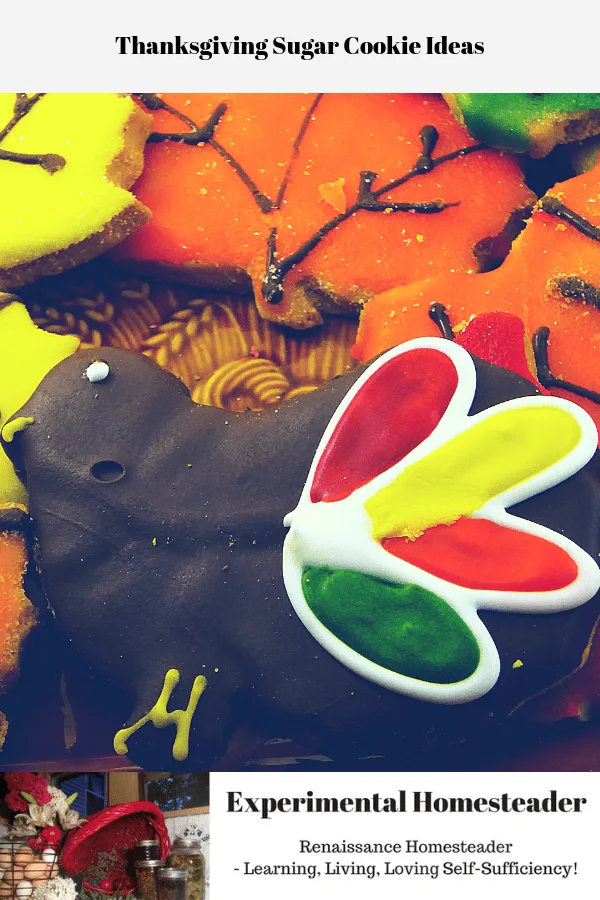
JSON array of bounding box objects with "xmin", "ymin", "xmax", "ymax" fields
[{"xmin": 113, "ymin": 668, "xmax": 207, "ymax": 762}]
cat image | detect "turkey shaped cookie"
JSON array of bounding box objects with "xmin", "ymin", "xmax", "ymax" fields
[
  {"xmin": 4, "ymin": 327, "xmax": 600, "ymax": 769},
  {"xmin": 0, "ymin": 94, "xmax": 152, "ymax": 289},
  {"xmin": 355, "ymin": 158, "xmax": 600, "ymax": 439},
  {"xmin": 116, "ymin": 93, "xmax": 534, "ymax": 328}
]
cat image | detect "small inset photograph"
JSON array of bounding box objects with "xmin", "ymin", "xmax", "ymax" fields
[{"xmin": 0, "ymin": 772, "xmax": 209, "ymax": 900}]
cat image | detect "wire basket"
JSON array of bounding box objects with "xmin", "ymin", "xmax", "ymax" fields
[
  {"xmin": 0, "ymin": 839, "xmax": 60, "ymax": 899},
  {"xmin": 60, "ymin": 802, "xmax": 170, "ymax": 895}
]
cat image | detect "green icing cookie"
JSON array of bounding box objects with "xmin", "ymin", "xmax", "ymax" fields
[
  {"xmin": 444, "ymin": 93, "xmax": 600, "ymax": 157},
  {"xmin": 302, "ymin": 567, "xmax": 480, "ymax": 684},
  {"xmin": 570, "ymin": 133, "xmax": 600, "ymax": 175}
]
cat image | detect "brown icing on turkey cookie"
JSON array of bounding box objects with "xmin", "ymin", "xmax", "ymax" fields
[{"xmin": 3, "ymin": 335, "xmax": 600, "ymax": 769}]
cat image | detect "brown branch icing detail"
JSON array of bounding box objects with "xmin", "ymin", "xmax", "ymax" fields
[
  {"xmin": 136, "ymin": 97, "xmax": 487, "ymax": 306},
  {"xmin": 430, "ymin": 306, "xmax": 600, "ymax": 406},
  {"xmin": 139, "ymin": 92, "xmax": 323, "ymax": 214},
  {"xmin": 0, "ymin": 93, "xmax": 66, "ymax": 173},
  {"xmin": 272, "ymin": 93, "xmax": 322, "ymax": 210},
  {"xmin": 540, "ymin": 197, "xmax": 600, "ymax": 242},
  {"xmin": 428, "ymin": 302, "xmax": 456, "ymax": 340},
  {"xmin": 261, "ymin": 124, "xmax": 473, "ymax": 305},
  {"xmin": 533, "ymin": 326, "xmax": 600, "ymax": 405}
]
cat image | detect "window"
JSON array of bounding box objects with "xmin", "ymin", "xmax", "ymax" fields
[
  {"xmin": 141, "ymin": 773, "xmax": 209, "ymax": 813},
  {"xmin": 54, "ymin": 773, "xmax": 107, "ymax": 816}
]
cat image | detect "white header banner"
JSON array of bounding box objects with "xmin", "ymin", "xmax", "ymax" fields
[{"xmin": 2, "ymin": 0, "xmax": 599, "ymax": 91}]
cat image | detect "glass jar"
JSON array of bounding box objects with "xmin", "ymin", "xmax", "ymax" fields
[
  {"xmin": 169, "ymin": 838, "xmax": 206, "ymax": 900},
  {"xmin": 157, "ymin": 868, "xmax": 188, "ymax": 900},
  {"xmin": 168, "ymin": 840, "xmax": 205, "ymax": 900},
  {"xmin": 135, "ymin": 859, "xmax": 164, "ymax": 900},
  {"xmin": 134, "ymin": 840, "xmax": 162, "ymax": 862}
]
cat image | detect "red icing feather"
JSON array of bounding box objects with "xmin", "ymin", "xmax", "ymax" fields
[
  {"xmin": 383, "ymin": 517, "xmax": 578, "ymax": 592},
  {"xmin": 310, "ymin": 348, "xmax": 459, "ymax": 503}
]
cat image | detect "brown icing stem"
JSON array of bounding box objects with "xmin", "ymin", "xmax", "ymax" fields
[
  {"xmin": 0, "ymin": 94, "xmax": 66, "ymax": 173},
  {"xmin": 0, "ymin": 94, "xmax": 43, "ymax": 143},
  {"xmin": 140, "ymin": 93, "xmax": 272, "ymax": 213},
  {"xmin": 271, "ymin": 93, "xmax": 322, "ymax": 210},
  {"xmin": 540, "ymin": 197, "xmax": 600, "ymax": 242},
  {"xmin": 414, "ymin": 125, "xmax": 439, "ymax": 174},
  {"xmin": 262, "ymin": 127, "xmax": 485, "ymax": 304},
  {"xmin": 428, "ymin": 302, "xmax": 456, "ymax": 340},
  {"xmin": 0, "ymin": 149, "xmax": 65, "ymax": 174},
  {"xmin": 371, "ymin": 139, "xmax": 486, "ymax": 198},
  {"xmin": 145, "ymin": 100, "xmax": 228, "ymax": 146},
  {"xmin": 533, "ymin": 326, "xmax": 600, "ymax": 404}
]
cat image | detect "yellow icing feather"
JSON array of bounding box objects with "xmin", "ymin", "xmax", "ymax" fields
[
  {"xmin": 0, "ymin": 300, "xmax": 79, "ymax": 505},
  {"xmin": 0, "ymin": 93, "xmax": 143, "ymax": 269},
  {"xmin": 113, "ymin": 668, "xmax": 207, "ymax": 762},
  {"xmin": 366, "ymin": 405, "xmax": 582, "ymax": 541}
]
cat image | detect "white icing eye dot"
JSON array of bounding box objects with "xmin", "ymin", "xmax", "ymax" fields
[{"xmin": 85, "ymin": 360, "xmax": 110, "ymax": 383}]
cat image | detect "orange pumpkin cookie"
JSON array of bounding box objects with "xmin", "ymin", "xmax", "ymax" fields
[
  {"xmin": 116, "ymin": 93, "xmax": 534, "ymax": 328},
  {"xmin": 0, "ymin": 93, "xmax": 152, "ymax": 290},
  {"xmin": 354, "ymin": 158, "xmax": 600, "ymax": 436}
]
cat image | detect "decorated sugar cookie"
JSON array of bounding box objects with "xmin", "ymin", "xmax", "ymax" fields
[
  {"xmin": 116, "ymin": 93, "xmax": 534, "ymax": 328},
  {"xmin": 444, "ymin": 94, "xmax": 600, "ymax": 157},
  {"xmin": 3, "ymin": 305, "xmax": 600, "ymax": 768},
  {"xmin": 0, "ymin": 93, "xmax": 152, "ymax": 289},
  {"xmin": 0, "ymin": 506, "xmax": 37, "ymax": 696},
  {"xmin": 354, "ymin": 158, "xmax": 600, "ymax": 439}
]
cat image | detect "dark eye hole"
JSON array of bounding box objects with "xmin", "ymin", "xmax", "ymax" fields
[{"xmin": 89, "ymin": 460, "xmax": 126, "ymax": 483}]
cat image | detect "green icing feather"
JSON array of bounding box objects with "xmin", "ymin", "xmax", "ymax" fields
[{"xmin": 302, "ymin": 567, "xmax": 480, "ymax": 684}]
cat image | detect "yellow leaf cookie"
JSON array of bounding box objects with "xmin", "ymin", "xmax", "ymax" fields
[{"xmin": 0, "ymin": 93, "xmax": 152, "ymax": 288}]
